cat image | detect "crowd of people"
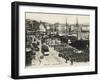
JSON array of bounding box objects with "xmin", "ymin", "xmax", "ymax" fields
[
  {"xmin": 25, "ymin": 33, "xmax": 89, "ymax": 66},
  {"xmin": 54, "ymin": 44, "xmax": 89, "ymax": 65}
]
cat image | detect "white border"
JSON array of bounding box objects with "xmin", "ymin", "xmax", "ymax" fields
[{"xmin": 19, "ymin": 5, "xmax": 95, "ymax": 76}]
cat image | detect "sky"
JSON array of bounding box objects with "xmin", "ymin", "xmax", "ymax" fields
[{"xmin": 25, "ymin": 12, "xmax": 90, "ymax": 25}]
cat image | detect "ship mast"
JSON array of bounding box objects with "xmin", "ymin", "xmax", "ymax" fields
[
  {"xmin": 76, "ymin": 17, "xmax": 79, "ymax": 40},
  {"xmin": 76, "ymin": 17, "xmax": 81, "ymax": 40},
  {"xmin": 66, "ymin": 18, "xmax": 69, "ymax": 34}
]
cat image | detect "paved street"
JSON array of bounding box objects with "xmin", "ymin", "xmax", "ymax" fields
[
  {"xmin": 26, "ymin": 46, "xmax": 89, "ymax": 68},
  {"xmin": 31, "ymin": 47, "xmax": 66, "ymax": 65}
]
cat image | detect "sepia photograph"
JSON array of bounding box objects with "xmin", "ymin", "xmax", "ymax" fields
[
  {"xmin": 11, "ymin": 2, "xmax": 97, "ymax": 79},
  {"xmin": 25, "ymin": 12, "xmax": 90, "ymax": 68}
]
